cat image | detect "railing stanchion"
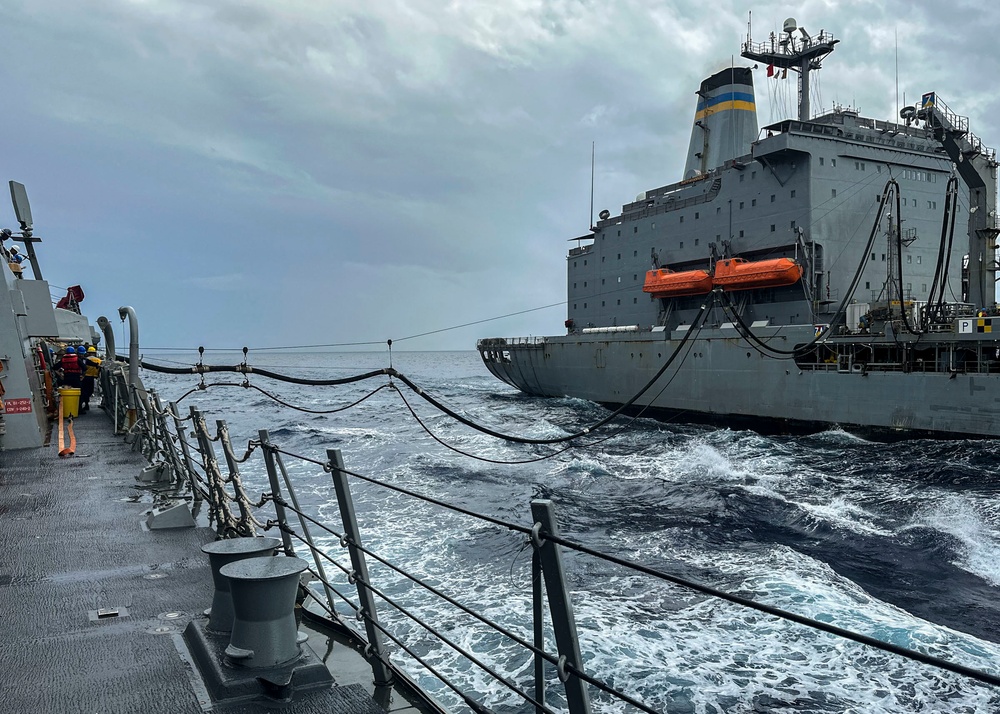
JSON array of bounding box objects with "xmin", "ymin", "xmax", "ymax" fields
[
  {"xmin": 216, "ymin": 420, "xmax": 257, "ymax": 537},
  {"xmin": 170, "ymin": 401, "xmax": 201, "ymax": 501},
  {"xmin": 260, "ymin": 429, "xmax": 340, "ymax": 619},
  {"xmin": 328, "ymin": 448, "xmax": 394, "ymax": 687},
  {"xmin": 532, "ymin": 547, "xmax": 546, "ymax": 714},
  {"xmin": 530, "ymin": 499, "xmax": 592, "ymax": 714}
]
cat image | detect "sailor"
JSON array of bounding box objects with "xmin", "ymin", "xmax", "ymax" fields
[
  {"xmin": 59, "ymin": 346, "xmax": 83, "ymax": 389},
  {"xmin": 81, "ymin": 346, "xmax": 102, "ymax": 413},
  {"xmin": 7, "ymin": 245, "xmax": 25, "ymax": 278}
]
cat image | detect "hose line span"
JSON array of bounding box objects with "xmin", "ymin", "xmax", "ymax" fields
[{"xmin": 133, "ymin": 300, "xmax": 713, "ymax": 447}]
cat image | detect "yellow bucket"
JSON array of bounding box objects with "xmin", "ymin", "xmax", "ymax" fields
[{"xmin": 58, "ymin": 387, "xmax": 81, "ymax": 418}]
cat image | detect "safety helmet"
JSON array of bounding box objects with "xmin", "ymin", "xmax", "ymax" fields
[
  {"xmin": 87, "ymin": 346, "xmax": 96, "ymax": 353},
  {"xmin": 11, "ymin": 245, "xmax": 20, "ymax": 253},
  {"xmin": 75, "ymin": 346, "xmax": 85, "ymax": 354}
]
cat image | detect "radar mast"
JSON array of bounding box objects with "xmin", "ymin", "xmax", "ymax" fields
[{"xmin": 742, "ymin": 17, "xmax": 838, "ymax": 121}]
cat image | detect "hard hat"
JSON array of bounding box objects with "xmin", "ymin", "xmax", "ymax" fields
[
  {"xmin": 11, "ymin": 245, "xmax": 20, "ymax": 252},
  {"xmin": 87, "ymin": 346, "xmax": 96, "ymax": 353},
  {"xmin": 75, "ymin": 346, "xmax": 85, "ymax": 354}
]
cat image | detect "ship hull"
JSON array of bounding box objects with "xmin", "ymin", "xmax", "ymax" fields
[{"xmin": 479, "ymin": 326, "xmax": 1000, "ymax": 439}]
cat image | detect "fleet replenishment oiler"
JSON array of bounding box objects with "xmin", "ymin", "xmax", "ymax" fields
[{"xmin": 479, "ymin": 18, "xmax": 1000, "ymax": 439}]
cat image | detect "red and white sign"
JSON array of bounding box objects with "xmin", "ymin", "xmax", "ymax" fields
[{"xmin": 3, "ymin": 398, "xmax": 33, "ymax": 414}]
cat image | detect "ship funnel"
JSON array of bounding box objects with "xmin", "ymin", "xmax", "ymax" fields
[{"xmin": 683, "ymin": 67, "xmax": 758, "ymax": 179}]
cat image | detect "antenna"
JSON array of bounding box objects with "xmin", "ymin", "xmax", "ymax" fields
[
  {"xmin": 894, "ymin": 28, "xmax": 899, "ymax": 120},
  {"xmin": 8, "ymin": 181, "xmax": 42, "ymax": 280},
  {"xmin": 589, "ymin": 141, "xmax": 595, "ymax": 230}
]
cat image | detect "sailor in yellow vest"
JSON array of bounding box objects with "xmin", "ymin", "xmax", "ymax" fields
[{"xmin": 81, "ymin": 346, "xmax": 102, "ymax": 413}]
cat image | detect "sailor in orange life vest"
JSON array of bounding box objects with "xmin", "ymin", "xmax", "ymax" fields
[
  {"xmin": 59, "ymin": 346, "xmax": 83, "ymax": 389},
  {"xmin": 81, "ymin": 346, "xmax": 102, "ymax": 413}
]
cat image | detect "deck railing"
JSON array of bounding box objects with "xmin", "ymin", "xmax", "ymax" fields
[{"xmin": 93, "ymin": 358, "xmax": 1000, "ymax": 714}]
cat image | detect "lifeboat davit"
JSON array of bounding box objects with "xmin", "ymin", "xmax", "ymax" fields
[
  {"xmin": 643, "ymin": 268, "xmax": 713, "ymax": 298},
  {"xmin": 711, "ymin": 257, "xmax": 802, "ymax": 291}
]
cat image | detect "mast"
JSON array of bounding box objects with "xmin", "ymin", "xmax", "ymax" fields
[{"xmin": 741, "ymin": 18, "xmax": 838, "ymax": 121}]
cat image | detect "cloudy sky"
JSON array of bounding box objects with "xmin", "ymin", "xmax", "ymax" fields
[{"xmin": 3, "ymin": 0, "xmax": 999, "ymax": 352}]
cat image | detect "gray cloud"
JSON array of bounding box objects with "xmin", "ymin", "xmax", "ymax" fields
[{"xmin": 3, "ymin": 0, "xmax": 998, "ymax": 350}]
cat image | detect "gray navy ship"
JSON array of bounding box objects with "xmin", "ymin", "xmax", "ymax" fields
[{"xmin": 478, "ymin": 19, "xmax": 1000, "ymax": 439}]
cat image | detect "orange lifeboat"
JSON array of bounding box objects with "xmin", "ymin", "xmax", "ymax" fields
[
  {"xmin": 711, "ymin": 257, "xmax": 802, "ymax": 291},
  {"xmin": 643, "ymin": 268, "xmax": 713, "ymax": 298}
]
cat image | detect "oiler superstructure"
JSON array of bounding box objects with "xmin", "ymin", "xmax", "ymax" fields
[{"xmin": 478, "ymin": 20, "xmax": 1000, "ymax": 438}]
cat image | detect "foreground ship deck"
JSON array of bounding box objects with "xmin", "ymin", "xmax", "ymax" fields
[{"xmin": 0, "ymin": 413, "xmax": 419, "ymax": 713}]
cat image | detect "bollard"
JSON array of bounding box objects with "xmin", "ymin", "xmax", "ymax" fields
[
  {"xmin": 221, "ymin": 555, "xmax": 309, "ymax": 669},
  {"xmin": 202, "ymin": 537, "xmax": 282, "ymax": 633}
]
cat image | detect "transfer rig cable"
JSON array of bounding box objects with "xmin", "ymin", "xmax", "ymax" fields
[{"xmin": 132, "ymin": 299, "xmax": 713, "ymax": 447}]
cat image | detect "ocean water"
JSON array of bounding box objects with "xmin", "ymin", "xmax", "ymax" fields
[{"xmin": 142, "ymin": 350, "xmax": 1000, "ymax": 713}]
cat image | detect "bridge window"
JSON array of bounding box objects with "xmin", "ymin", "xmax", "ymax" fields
[
  {"xmin": 790, "ymin": 189, "xmax": 796, "ymax": 198},
  {"xmin": 770, "ymin": 224, "xmax": 776, "ymax": 232},
  {"xmin": 831, "ymin": 189, "xmax": 837, "ymax": 198},
  {"xmin": 819, "ymin": 157, "xmax": 825, "ymax": 166}
]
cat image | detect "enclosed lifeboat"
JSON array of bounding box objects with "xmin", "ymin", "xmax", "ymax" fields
[
  {"xmin": 643, "ymin": 268, "xmax": 713, "ymax": 298},
  {"xmin": 711, "ymin": 257, "xmax": 802, "ymax": 291}
]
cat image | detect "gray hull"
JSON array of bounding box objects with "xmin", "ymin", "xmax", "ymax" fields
[{"xmin": 480, "ymin": 326, "xmax": 1000, "ymax": 438}]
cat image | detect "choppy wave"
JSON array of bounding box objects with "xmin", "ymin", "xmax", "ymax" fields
[{"xmin": 144, "ymin": 350, "xmax": 1000, "ymax": 712}]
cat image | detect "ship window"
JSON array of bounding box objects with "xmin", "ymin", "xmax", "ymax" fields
[
  {"xmin": 694, "ymin": 212, "xmax": 699, "ymax": 219},
  {"xmin": 634, "ymin": 226, "xmax": 638, "ymax": 232},
  {"xmin": 618, "ymin": 277, "xmax": 621, "ymax": 283},
  {"xmin": 871, "ymin": 253, "xmax": 876, "ymax": 261},
  {"xmin": 602, "ymin": 278, "xmax": 605, "ymax": 285},
  {"xmin": 752, "ymin": 171, "xmax": 757, "ymax": 179},
  {"xmin": 820, "ymin": 157, "xmax": 825, "ymax": 165},
  {"xmin": 617, "ymin": 230, "xmax": 621, "ymax": 236},
  {"xmin": 832, "ymin": 158, "xmax": 837, "ymax": 166},
  {"xmin": 584, "ymin": 260, "xmax": 587, "ymax": 265},
  {"xmin": 831, "ymin": 189, "xmax": 837, "ymax": 198},
  {"xmin": 790, "ymin": 220, "xmax": 796, "ymax": 230},
  {"xmin": 770, "ymin": 225, "xmax": 776, "ymax": 232},
  {"xmin": 717, "ymin": 207, "xmax": 722, "ymax": 214},
  {"xmin": 652, "ymin": 222, "xmax": 656, "ymax": 229},
  {"xmin": 634, "ymin": 274, "xmax": 638, "ymax": 280},
  {"xmin": 752, "ymin": 198, "xmax": 757, "ymax": 206},
  {"xmin": 633, "ymin": 250, "xmax": 637, "ymax": 257},
  {"xmin": 906, "ymin": 282, "xmax": 912, "ymax": 291},
  {"xmin": 922, "ymin": 283, "xmax": 928, "ymax": 292},
  {"xmin": 917, "ymin": 255, "xmax": 922, "ymax": 264},
  {"xmin": 679, "ymin": 217, "xmax": 684, "ymax": 224},
  {"xmin": 601, "ymin": 301, "xmax": 605, "ymax": 307},
  {"xmin": 583, "ymin": 302, "xmax": 587, "ymax": 308},
  {"xmin": 617, "ymin": 253, "xmax": 621, "ymax": 260},
  {"xmin": 617, "ymin": 299, "xmax": 621, "ymax": 305},
  {"xmin": 573, "ymin": 303, "xmax": 577, "ymax": 309},
  {"xmin": 740, "ymin": 174, "xmax": 745, "ymax": 182},
  {"xmin": 906, "ymin": 255, "xmax": 912, "ymax": 264},
  {"xmin": 574, "ymin": 282, "xmax": 577, "ymax": 288},
  {"xmin": 739, "ymin": 230, "xmax": 744, "ymax": 238},
  {"xmin": 633, "ymin": 297, "xmax": 638, "ymax": 304},
  {"xmin": 716, "ymin": 234, "xmax": 721, "ymax": 240},
  {"xmin": 695, "ymin": 238, "xmax": 700, "ymax": 245},
  {"xmin": 865, "ymin": 282, "xmax": 870, "ymax": 289},
  {"xmin": 928, "ymin": 201, "xmax": 936, "ymax": 209},
  {"xmin": 877, "ymin": 165, "xmax": 882, "ymax": 173},
  {"xmin": 739, "ymin": 201, "xmax": 744, "ymax": 209},
  {"xmin": 680, "ymin": 241, "xmax": 684, "ymax": 248},
  {"xmin": 602, "ymin": 256, "xmax": 605, "ymax": 262},
  {"xmin": 790, "ymin": 189, "xmax": 796, "ymax": 198},
  {"xmin": 770, "ymin": 194, "xmax": 776, "ymax": 202},
  {"xmin": 584, "ymin": 281, "xmax": 587, "ymax": 287},
  {"xmin": 881, "ymin": 254, "xmax": 886, "ymax": 261}
]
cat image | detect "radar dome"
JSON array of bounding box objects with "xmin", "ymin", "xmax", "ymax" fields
[{"xmin": 783, "ymin": 18, "xmax": 798, "ymax": 33}]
